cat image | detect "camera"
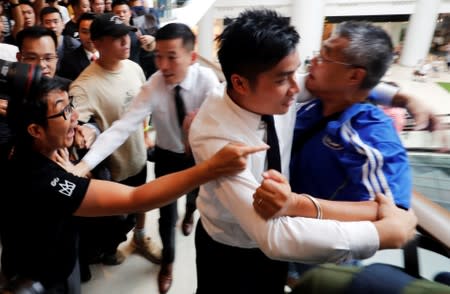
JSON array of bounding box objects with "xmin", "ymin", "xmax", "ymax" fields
[
  {"xmin": 0, "ymin": 59, "xmax": 42, "ymax": 102},
  {"xmin": 0, "ymin": 59, "xmax": 42, "ymax": 156}
]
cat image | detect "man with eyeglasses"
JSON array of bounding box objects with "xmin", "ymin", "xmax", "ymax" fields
[
  {"xmin": 289, "ymin": 21, "xmax": 411, "ymax": 210},
  {"xmin": 0, "ymin": 75, "xmax": 260, "ymax": 294},
  {"xmin": 40, "ymin": 7, "xmax": 80, "ymax": 71},
  {"xmin": 0, "ymin": 26, "xmax": 60, "ymax": 162},
  {"xmin": 47, "ymin": 95, "xmax": 75, "ymax": 120},
  {"xmin": 16, "ymin": 26, "xmax": 59, "ymax": 78},
  {"xmin": 15, "ymin": 26, "xmax": 96, "ymax": 139},
  {"xmin": 1, "ymin": 26, "xmax": 52, "ymax": 165}
]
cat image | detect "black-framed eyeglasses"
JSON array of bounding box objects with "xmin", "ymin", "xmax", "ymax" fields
[
  {"xmin": 313, "ymin": 51, "xmax": 366, "ymax": 69},
  {"xmin": 21, "ymin": 54, "xmax": 58, "ymax": 64},
  {"xmin": 47, "ymin": 97, "xmax": 75, "ymax": 120}
]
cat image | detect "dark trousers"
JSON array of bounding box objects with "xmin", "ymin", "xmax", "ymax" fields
[
  {"xmin": 154, "ymin": 146, "xmax": 198, "ymax": 263},
  {"xmin": 46, "ymin": 258, "xmax": 81, "ymax": 294},
  {"xmin": 77, "ymin": 166, "xmax": 146, "ymax": 269},
  {"xmin": 195, "ymin": 220, "xmax": 288, "ymax": 294},
  {"xmin": 120, "ymin": 165, "xmax": 147, "ymax": 186}
]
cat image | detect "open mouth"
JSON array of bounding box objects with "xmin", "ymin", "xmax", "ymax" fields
[
  {"xmin": 284, "ymin": 97, "xmax": 295, "ymax": 107},
  {"xmin": 67, "ymin": 127, "xmax": 75, "ymax": 139}
]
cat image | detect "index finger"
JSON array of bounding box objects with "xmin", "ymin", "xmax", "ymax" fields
[{"xmin": 239, "ymin": 144, "xmax": 269, "ymax": 155}]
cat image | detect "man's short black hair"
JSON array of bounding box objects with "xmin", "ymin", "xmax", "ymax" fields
[
  {"xmin": 39, "ymin": 6, "xmax": 63, "ymax": 23},
  {"xmin": 155, "ymin": 22, "xmax": 195, "ymax": 51},
  {"xmin": 216, "ymin": 9, "xmax": 300, "ymax": 88},
  {"xmin": 16, "ymin": 26, "xmax": 58, "ymax": 51},
  {"xmin": 77, "ymin": 12, "xmax": 96, "ymax": 29},
  {"xmin": 111, "ymin": 0, "xmax": 128, "ymax": 8},
  {"xmin": 8, "ymin": 77, "xmax": 70, "ymax": 154}
]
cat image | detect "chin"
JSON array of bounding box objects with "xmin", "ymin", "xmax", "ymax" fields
[
  {"xmin": 305, "ymin": 78, "xmax": 318, "ymax": 91},
  {"xmin": 164, "ymin": 77, "xmax": 174, "ymax": 84},
  {"xmin": 65, "ymin": 138, "xmax": 74, "ymax": 148}
]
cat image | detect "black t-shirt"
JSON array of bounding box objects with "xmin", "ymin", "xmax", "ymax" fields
[
  {"xmin": 0, "ymin": 150, "xmax": 90, "ymax": 287},
  {"xmin": 62, "ymin": 20, "xmax": 79, "ymax": 39}
]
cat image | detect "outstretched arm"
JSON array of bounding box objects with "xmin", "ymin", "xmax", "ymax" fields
[
  {"xmin": 74, "ymin": 143, "xmax": 268, "ymax": 216},
  {"xmin": 390, "ymin": 91, "xmax": 443, "ymax": 131},
  {"xmin": 371, "ymin": 82, "xmax": 443, "ymax": 132},
  {"xmin": 67, "ymin": 81, "xmax": 155, "ymax": 176}
]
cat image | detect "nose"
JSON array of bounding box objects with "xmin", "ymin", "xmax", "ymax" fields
[
  {"xmin": 157, "ymin": 57, "xmax": 169, "ymax": 70},
  {"xmin": 71, "ymin": 109, "xmax": 79, "ymax": 122},
  {"xmin": 39, "ymin": 58, "xmax": 48, "ymax": 67},
  {"xmin": 289, "ymin": 77, "xmax": 300, "ymax": 95}
]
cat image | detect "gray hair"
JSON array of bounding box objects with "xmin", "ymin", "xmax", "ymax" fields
[{"xmin": 334, "ymin": 21, "xmax": 393, "ymax": 89}]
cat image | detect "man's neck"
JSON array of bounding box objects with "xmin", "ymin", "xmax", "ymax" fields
[
  {"xmin": 227, "ymin": 88, "xmax": 257, "ymax": 114},
  {"xmin": 97, "ymin": 57, "xmax": 123, "ymax": 71},
  {"xmin": 84, "ymin": 47, "xmax": 97, "ymax": 54},
  {"xmin": 33, "ymin": 142, "xmax": 54, "ymax": 159},
  {"xmin": 321, "ymin": 90, "xmax": 370, "ymax": 117},
  {"xmin": 57, "ymin": 34, "xmax": 63, "ymax": 47}
]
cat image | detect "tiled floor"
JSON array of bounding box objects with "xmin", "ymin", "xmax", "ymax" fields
[{"xmin": 81, "ymin": 64, "xmax": 450, "ymax": 293}]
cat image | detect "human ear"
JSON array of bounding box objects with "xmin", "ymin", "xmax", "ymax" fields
[
  {"xmin": 230, "ymin": 74, "xmax": 249, "ymax": 94},
  {"xmin": 349, "ymin": 67, "xmax": 366, "ymax": 86},
  {"xmin": 190, "ymin": 51, "xmax": 197, "ymax": 64},
  {"xmin": 27, "ymin": 123, "xmax": 44, "ymax": 140}
]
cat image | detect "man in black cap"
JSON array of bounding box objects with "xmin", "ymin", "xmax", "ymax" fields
[{"xmin": 69, "ymin": 13, "xmax": 162, "ymax": 272}]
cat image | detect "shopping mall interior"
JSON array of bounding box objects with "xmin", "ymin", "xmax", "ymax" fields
[
  {"xmin": 1, "ymin": 1, "xmax": 449, "ymax": 293},
  {"xmin": 78, "ymin": 1, "xmax": 450, "ymax": 293}
]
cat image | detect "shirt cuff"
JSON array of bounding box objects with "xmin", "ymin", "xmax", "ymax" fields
[
  {"xmin": 83, "ymin": 123, "xmax": 101, "ymax": 137},
  {"xmin": 369, "ymin": 82, "xmax": 400, "ymax": 106},
  {"xmin": 82, "ymin": 150, "xmax": 103, "ymax": 171},
  {"xmin": 341, "ymin": 221, "xmax": 380, "ymax": 261}
]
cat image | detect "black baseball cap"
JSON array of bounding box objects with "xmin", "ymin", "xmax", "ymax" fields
[{"xmin": 90, "ymin": 13, "xmax": 137, "ymax": 40}]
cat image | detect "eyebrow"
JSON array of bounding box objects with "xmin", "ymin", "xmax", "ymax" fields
[
  {"xmin": 22, "ymin": 53, "xmax": 58, "ymax": 56},
  {"xmin": 321, "ymin": 43, "xmax": 331, "ymax": 56},
  {"xmin": 51, "ymin": 96, "xmax": 68, "ymax": 107},
  {"xmin": 276, "ymin": 70, "xmax": 296, "ymax": 78},
  {"xmin": 275, "ymin": 62, "xmax": 301, "ymax": 78}
]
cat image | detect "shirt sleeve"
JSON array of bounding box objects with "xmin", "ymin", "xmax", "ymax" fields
[
  {"xmin": 81, "ymin": 79, "xmax": 154, "ymax": 169},
  {"xmin": 338, "ymin": 112, "xmax": 412, "ymax": 209},
  {"xmin": 70, "ymin": 85, "xmax": 94, "ymax": 123},
  {"xmin": 219, "ymin": 170, "xmax": 379, "ymax": 263},
  {"xmin": 34, "ymin": 166, "xmax": 90, "ymax": 215},
  {"xmin": 368, "ymin": 82, "xmax": 400, "ymax": 106}
]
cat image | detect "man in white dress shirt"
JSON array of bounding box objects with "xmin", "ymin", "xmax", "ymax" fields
[{"xmin": 189, "ymin": 9, "xmax": 417, "ymax": 294}]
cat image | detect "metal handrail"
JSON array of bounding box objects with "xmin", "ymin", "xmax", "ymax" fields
[
  {"xmin": 412, "ymin": 190, "xmax": 450, "ymax": 249},
  {"xmin": 403, "ymin": 190, "xmax": 450, "ymax": 277}
]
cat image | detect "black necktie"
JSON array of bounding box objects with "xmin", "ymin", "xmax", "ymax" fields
[
  {"xmin": 174, "ymin": 85, "xmax": 186, "ymax": 127},
  {"xmin": 261, "ymin": 115, "xmax": 282, "ymax": 173}
]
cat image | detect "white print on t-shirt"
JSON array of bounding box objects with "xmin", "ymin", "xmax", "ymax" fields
[
  {"xmin": 322, "ymin": 135, "xmax": 344, "ymax": 150},
  {"xmin": 50, "ymin": 177, "xmax": 76, "ymax": 197}
]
